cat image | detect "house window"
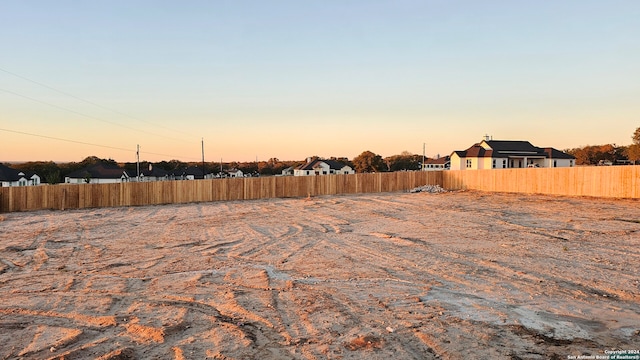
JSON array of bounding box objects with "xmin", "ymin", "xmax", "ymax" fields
[
  {"xmin": 466, "ymin": 159, "xmax": 472, "ymax": 168},
  {"xmin": 503, "ymin": 159, "xmax": 507, "ymax": 168},
  {"xmin": 492, "ymin": 159, "xmax": 496, "ymax": 168},
  {"xmin": 553, "ymin": 160, "xmax": 557, "ymax": 167}
]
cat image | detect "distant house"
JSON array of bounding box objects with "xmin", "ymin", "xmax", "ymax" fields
[
  {"xmin": 135, "ymin": 163, "xmax": 169, "ymax": 182},
  {"xmin": 422, "ymin": 156, "xmax": 450, "ymax": 171},
  {"xmin": 0, "ymin": 164, "xmax": 41, "ymax": 187},
  {"xmin": 294, "ymin": 158, "xmax": 355, "ymax": 176},
  {"xmin": 280, "ymin": 166, "xmax": 295, "ymax": 176},
  {"xmin": 170, "ymin": 166, "xmax": 207, "ymax": 180},
  {"xmin": 450, "ymin": 139, "xmax": 575, "ymax": 170},
  {"xmin": 65, "ymin": 162, "xmax": 131, "ymax": 184},
  {"xmin": 225, "ymin": 169, "xmax": 244, "ymax": 178}
]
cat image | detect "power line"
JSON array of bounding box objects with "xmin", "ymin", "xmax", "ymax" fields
[
  {"xmin": 0, "ymin": 66, "xmax": 196, "ymax": 140},
  {"xmin": 0, "ymin": 127, "xmax": 200, "ymax": 161},
  {"xmin": 0, "ymin": 87, "xmax": 188, "ymax": 143},
  {"xmin": 0, "ymin": 127, "xmax": 131, "ymax": 152}
]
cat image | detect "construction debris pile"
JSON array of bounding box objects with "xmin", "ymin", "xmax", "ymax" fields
[{"xmin": 409, "ymin": 184, "xmax": 448, "ymax": 193}]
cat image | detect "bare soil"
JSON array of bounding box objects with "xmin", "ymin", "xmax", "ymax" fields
[{"xmin": 1, "ymin": 190, "xmax": 639, "ymax": 359}]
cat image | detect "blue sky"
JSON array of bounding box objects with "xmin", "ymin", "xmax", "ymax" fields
[{"xmin": 1, "ymin": 1, "xmax": 639, "ymax": 163}]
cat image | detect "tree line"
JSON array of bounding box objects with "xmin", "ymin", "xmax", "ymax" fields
[
  {"xmin": 3, "ymin": 151, "xmax": 429, "ymax": 184},
  {"xmin": 564, "ymin": 127, "xmax": 640, "ymax": 165}
]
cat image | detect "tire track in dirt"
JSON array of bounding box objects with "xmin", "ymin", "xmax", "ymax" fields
[
  {"xmin": 305, "ymin": 195, "xmax": 636, "ymax": 357},
  {"xmin": 2, "ymin": 191, "xmax": 640, "ymax": 359},
  {"xmin": 226, "ymin": 202, "xmax": 309, "ymax": 260},
  {"xmin": 1, "ymin": 213, "xmax": 57, "ymax": 274},
  {"xmin": 298, "ymin": 207, "xmax": 455, "ymax": 356}
]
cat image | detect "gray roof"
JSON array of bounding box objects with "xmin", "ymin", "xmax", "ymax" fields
[
  {"xmin": 66, "ymin": 163, "xmax": 130, "ymax": 179},
  {"xmin": 171, "ymin": 166, "xmax": 205, "ymax": 179},
  {"xmin": 138, "ymin": 165, "xmax": 169, "ymax": 177},
  {"xmin": 0, "ymin": 164, "xmax": 37, "ymax": 182},
  {"xmin": 296, "ymin": 159, "xmax": 350, "ymax": 171},
  {"xmin": 484, "ymin": 140, "xmax": 541, "ymax": 153},
  {"xmin": 0, "ymin": 164, "xmax": 23, "ymax": 182},
  {"xmin": 543, "ymin": 147, "xmax": 575, "ymax": 160},
  {"xmin": 454, "ymin": 140, "xmax": 574, "ymax": 160}
]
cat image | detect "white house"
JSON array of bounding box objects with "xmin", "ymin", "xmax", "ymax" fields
[
  {"xmin": 422, "ymin": 156, "xmax": 450, "ymax": 171},
  {"xmin": 65, "ymin": 163, "xmax": 130, "ymax": 184},
  {"xmin": 280, "ymin": 166, "xmax": 294, "ymax": 176},
  {"xmin": 133, "ymin": 163, "xmax": 169, "ymax": 182},
  {"xmin": 170, "ymin": 166, "xmax": 205, "ymax": 180},
  {"xmin": 294, "ymin": 158, "xmax": 355, "ymax": 176},
  {"xmin": 226, "ymin": 169, "xmax": 244, "ymax": 178},
  {"xmin": 450, "ymin": 139, "xmax": 575, "ymax": 170},
  {"xmin": 0, "ymin": 164, "xmax": 41, "ymax": 187}
]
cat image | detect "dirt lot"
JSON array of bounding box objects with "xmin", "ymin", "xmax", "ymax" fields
[{"xmin": 1, "ymin": 190, "xmax": 639, "ymax": 359}]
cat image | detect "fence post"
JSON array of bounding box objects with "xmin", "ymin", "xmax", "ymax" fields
[
  {"xmin": 61, "ymin": 188, "xmax": 66, "ymax": 211},
  {"xmin": 352, "ymin": 174, "xmax": 356, "ymax": 194}
]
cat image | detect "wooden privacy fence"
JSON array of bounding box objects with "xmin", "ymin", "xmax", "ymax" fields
[
  {"xmin": 2, "ymin": 167, "xmax": 639, "ymax": 213},
  {"xmin": 443, "ymin": 166, "xmax": 640, "ymax": 198},
  {"xmin": 0, "ymin": 171, "xmax": 442, "ymax": 213}
]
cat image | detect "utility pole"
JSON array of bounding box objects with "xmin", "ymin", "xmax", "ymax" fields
[
  {"xmin": 136, "ymin": 144, "xmax": 140, "ymax": 181},
  {"xmin": 201, "ymin": 138, "xmax": 205, "ymax": 179},
  {"xmin": 422, "ymin": 143, "xmax": 426, "ymax": 171}
]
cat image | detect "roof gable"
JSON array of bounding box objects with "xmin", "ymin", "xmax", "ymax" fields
[
  {"xmin": 455, "ymin": 144, "xmax": 494, "ymax": 158},
  {"xmin": 297, "ymin": 159, "xmax": 321, "ymax": 171},
  {"xmin": 297, "ymin": 159, "xmax": 350, "ymax": 171}
]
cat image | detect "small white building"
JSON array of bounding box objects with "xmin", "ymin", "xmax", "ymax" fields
[
  {"xmin": 280, "ymin": 167, "xmax": 294, "ymax": 176},
  {"xmin": 294, "ymin": 158, "xmax": 354, "ymax": 176},
  {"xmin": 450, "ymin": 139, "xmax": 575, "ymax": 170},
  {"xmin": 226, "ymin": 169, "xmax": 244, "ymax": 178},
  {"xmin": 0, "ymin": 164, "xmax": 41, "ymax": 186},
  {"xmin": 422, "ymin": 156, "xmax": 450, "ymax": 171}
]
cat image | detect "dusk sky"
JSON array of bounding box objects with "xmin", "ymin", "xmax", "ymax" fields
[{"xmin": 1, "ymin": 1, "xmax": 639, "ymax": 163}]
